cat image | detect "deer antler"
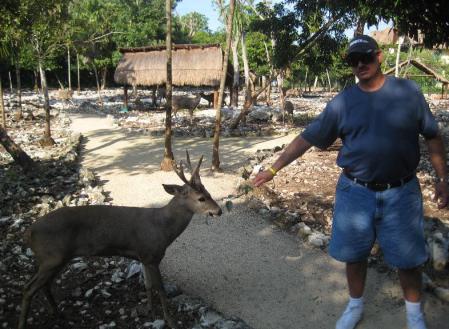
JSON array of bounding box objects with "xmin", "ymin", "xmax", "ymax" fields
[
  {"xmin": 173, "ymin": 161, "xmax": 190, "ymax": 186},
  {"xmin": 190, "ymin": 155, "xmax": 203, "ymax": 186},
  {"xmin": 185, "ymin": 150, "xmax": 193, "ymax": 172},
  {"xmin": 184, "ymin": 150, "xmax": 203, "ymax": 187}
]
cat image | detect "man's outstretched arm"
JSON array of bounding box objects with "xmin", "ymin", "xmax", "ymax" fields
[{"xmin": 253, "ymin": 135, "xmax": 313, "ymax": 187}]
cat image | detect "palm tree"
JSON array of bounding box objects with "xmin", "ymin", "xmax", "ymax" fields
[
  {"xmin": 212, "ymin": 0, "xmax": 235, "ymax": 171},
  {"xmin": 160, "ymin": 0, "xmax": 174, "ymax": 171}
]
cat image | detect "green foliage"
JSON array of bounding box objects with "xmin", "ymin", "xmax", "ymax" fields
[
  {"xmin": 245, "ymin": 31, "xmax": 271, "ymax": 76},
  {"xmin": 178, "ymin": 12, "xmax": 210, "ymax": 40},
  {"xmin": 287, "ymin": 0, "xmax": 449, "ymax": 47},
  {"xmin": 191, "ymin": 31, "xmax": 226, "ymax": 45}
]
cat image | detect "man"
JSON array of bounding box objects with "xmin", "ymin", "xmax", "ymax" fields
[{"xmin": 253, "ymin": 35, "xmax": 449, "ymax": 329}]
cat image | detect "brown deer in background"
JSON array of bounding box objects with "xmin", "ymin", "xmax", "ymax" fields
[
  {"xmin": 172, "ymin": 94, "xmax": 202, "ymax": 122},
  {"xmin": 284, "ymin": 100, "xmax": 295, "ymax": 123},
  {"xmin": 199, "ymin": 92, "xmax": 214, "ymax": 108},
  {"xmin": 18, "ymin": 151, "xmax": 222, "ymax": 329}
]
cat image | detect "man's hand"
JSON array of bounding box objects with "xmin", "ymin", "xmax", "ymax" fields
[
  {"xmin": 433, "ymin": 181, "xmax": 449, "ymax": 209},
  {"xmin": 253, "ymin": 170, "xmax": 274, "ymax": 187}
]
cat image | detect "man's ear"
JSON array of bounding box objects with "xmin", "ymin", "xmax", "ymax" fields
[
  {"xmin": 162, "ymin": 184, "xmax": 184, "ymax": 195},
  {"xmin": 377, "ymin": 50, "xmax": 383, "ymax": 64}
]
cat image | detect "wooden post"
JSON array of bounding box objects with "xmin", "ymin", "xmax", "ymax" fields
[{"xmin": 124, "ymin": 86, "xmax": 128, "ymax": 109}]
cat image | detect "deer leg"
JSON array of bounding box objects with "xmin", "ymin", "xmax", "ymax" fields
[
  {"xmin": 42, "ymin": 282, "xmax": 60, "ymax": 317},
  {"xmin": 142, "ymin": 265, "xmax": 156, "ymax": 319},
  {"xmin": 143, "ymin": 264, "xmax": 176, "ymax": 329},
  {"xmin": 18, "ymin": 263, "xmax": 61, "ymax": 329}
]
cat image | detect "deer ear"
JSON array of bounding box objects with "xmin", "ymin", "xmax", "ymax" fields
[{"xmin": 162, "ymin": 184, "xmax": 184, "ymax": 195}]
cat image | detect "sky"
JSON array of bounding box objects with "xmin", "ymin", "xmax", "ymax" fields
[{"xmin": 175, "ymin": 0, "xmax": 390, "ymax": 36}]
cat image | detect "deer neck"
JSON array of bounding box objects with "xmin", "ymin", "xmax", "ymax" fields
[{"xmin": 161, "ymin": 197, "xmax": 195, "ymax": 242}]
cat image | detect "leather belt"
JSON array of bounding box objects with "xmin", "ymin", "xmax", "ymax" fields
[{"xmin": 343, "ymin": 170, "xmax": 415, "ymax": 192}]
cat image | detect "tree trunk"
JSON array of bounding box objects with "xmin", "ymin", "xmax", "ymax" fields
[
  {"xmin": 1, "ymin": 78, "xmax": 6, "ymax": 129},
  {"xmin": 231, "ymin": 32, "xmax": 240, "ymax": 107},
  {"xmin": 38, "ymin": 59, "xmax": 55, "ymax": 146},
  {"xmin": 68, "ymin": 46, "xmax": 72, "ymax": 91},
  {"xmin": 15, "ymin": 65, "xmax": 22, "ymax": 119},
  {"xmin": 0, "ymin": 125, "xmax": 34, "ymax": 172},
  {"xmin": 229, "ymin": 82, "xmax": 270, "ymax": 130},
  {"xmin": 212, "ymin": 0, "xmax": 235, "ymax": 171},
  {"xmin": 241, "ymin": 32, "xmax": 250, "ymax": 95},
  {"xmin": 160, "ymin": 0, "xmax": 174, "ymax": 171},
  {"xmin": 354, "ymin": 18, "xmax": 365, "ymax": 37},
  {"xmin": 277, "ymin": 70, "xmax": 286, "ymax": 125},
  {"xmin": 92, "ymin": 63, "xmax": 103, "ymax": 108},
  {"xmin": 101, "ymin": 68, "xmax": 107, "ymax": 90},
  {"xmin": 34, "ymin": 70, "xmax": 40, "ymax": 94},
  {"xmin": 8, "ymin": 71, "xmax": 13, "ymax": 93},
  {"xmin": 77, "ymin": 52, "xmax": 81, "ymax": 94}
]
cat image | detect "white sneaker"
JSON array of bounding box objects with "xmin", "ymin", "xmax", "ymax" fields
[{"xmin": 336, "ymin": 304, "xmax": 363, "ymax": 329}]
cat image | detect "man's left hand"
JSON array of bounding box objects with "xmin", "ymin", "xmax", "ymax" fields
[{"xmin": 433, "ymin": 181, "xmax": 449, "ymax": 209}]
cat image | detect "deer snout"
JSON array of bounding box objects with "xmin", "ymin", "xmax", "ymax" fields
[{"xmin": 209, "ymin": 207, "xmax": 222, "ymax": 217}]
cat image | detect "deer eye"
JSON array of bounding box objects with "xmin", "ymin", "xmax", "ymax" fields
[{"xmin": 198, "ymin": 197, "xmax": 206, "ymax": 202}]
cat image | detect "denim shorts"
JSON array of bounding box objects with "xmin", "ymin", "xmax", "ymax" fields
[{"xmin": 329, "ymin": 173, "xmax": 428, "ymax": 269}]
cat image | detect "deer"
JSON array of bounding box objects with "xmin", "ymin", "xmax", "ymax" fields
[
  {"xmin": 284, "ymin": 100, "xmax": 295, "ymax": 123},
  {"xmin": 172, "ymin": 94, "xmax": 202, "ymax": 122},
  {"xmin": 199, "ymin": 92, "xmax": 214, "ymax": 108},
  {"xmin": 18, "ymin": 151, "xmax": 222, "ymax": 329}
]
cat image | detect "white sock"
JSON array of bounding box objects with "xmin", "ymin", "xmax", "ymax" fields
[
  {"xmin": 405, "ymin": 300, "xmax": 426, "ymax": 329},
  {"xmin": 336, "ymin": 297, "xmax": 364, "ymax": 329}
]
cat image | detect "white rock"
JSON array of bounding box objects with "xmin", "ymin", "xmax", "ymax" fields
[
  {"xmin": 143, "ymin": 319, "xmax": 165, "ymax": 328},
  {"xmin": 308, "ymin": 236, "xmax": 324, "ymax": 247},
  {"xmin": 126, "ymin": 261, "xmax": 143, "ymax": 279},
  {"xmin": 252, "ymin": 164, "xmax": 263, "ymax": 175},
  {"xmin": 270, "ymin": 206, "xmax": 281, "ymax": 214},
  {"xmin": 298, "ymin": 225, "xmax": 312, "ymax": 237},
  {"xmin": 84, "ymin": 288, "xmax": 94, "ymax": 298},
  {"xmin": 434, "ymin": 287, "xmax": 449, "ymax": 302},
  {"xmin": 72, "ymin": 262, "xmax": 88, "ymax": 271},
  {"xmin": 200, "ymin": 310, "xmax": 223, "ymax": 326}
]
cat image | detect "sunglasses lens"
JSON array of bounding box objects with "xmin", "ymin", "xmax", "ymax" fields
[{"xmin": 347, "ymin": 53, "xmax": 375, "ymax": 66}]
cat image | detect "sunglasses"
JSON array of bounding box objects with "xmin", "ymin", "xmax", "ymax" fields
[{"xmin": 346, "ymin": 52, "xmax": 377, "ymax": 67}]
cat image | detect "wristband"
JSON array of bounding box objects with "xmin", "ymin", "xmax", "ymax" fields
[{"xmin": 268, "ymin": 166, "xmax": 278, "ymax": 176}]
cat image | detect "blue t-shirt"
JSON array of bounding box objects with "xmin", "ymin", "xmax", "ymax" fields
[{"xmin": 301, "ymin": 76, "xmax": 439, "ymax": 183}]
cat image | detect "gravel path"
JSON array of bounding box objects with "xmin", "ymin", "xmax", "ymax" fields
[{"xmin": 69, "ymin": 112, "xmax": 449, "ymax": 329}]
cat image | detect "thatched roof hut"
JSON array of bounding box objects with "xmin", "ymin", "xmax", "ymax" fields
[{"xmin": 114, "ymin": 44, "xmax": 228, "ymax": 87}]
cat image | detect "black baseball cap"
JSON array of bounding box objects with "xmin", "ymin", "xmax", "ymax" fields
[{"xmin": 347, "ymin": 35, "xmax": 379, "ymax": 55}]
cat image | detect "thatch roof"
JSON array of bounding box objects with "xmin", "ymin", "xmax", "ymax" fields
[
  {"xmin": 384, "ymin": 59, "xmax": 449, "ymax": 85},
  {"xmin": 114, "ymin": 44, "xmax": 225, "ymax": 87}
]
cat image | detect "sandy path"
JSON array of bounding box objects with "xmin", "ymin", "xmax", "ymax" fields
[{"xmin": 69, "ymin": 112, "xmax": 448, "ymax": 329}]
